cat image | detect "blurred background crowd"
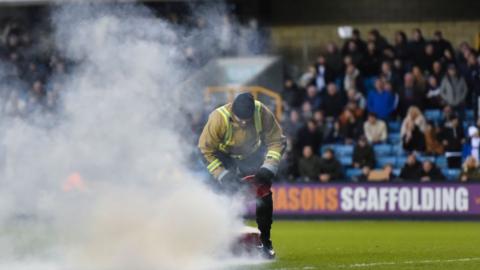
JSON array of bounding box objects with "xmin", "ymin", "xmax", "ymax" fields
[
  {"xmin": 0, "ymin": 1, "xmax": 479, "ymax": 184},
  {"xmin": 276, "ymin": 27, "xmax": 480, "ymax": 183}
]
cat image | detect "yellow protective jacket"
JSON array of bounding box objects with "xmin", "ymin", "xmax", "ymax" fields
[{"xmin": 198, "ymin": 100, "xmax": 285, "ymax": 179}]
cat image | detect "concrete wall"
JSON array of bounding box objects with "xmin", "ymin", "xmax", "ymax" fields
[{"xmin": 270, "ymin": 20, "xmax": 480, "ymax": 72}]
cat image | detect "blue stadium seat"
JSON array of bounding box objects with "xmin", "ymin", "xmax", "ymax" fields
[
  {"xmin": 320, "ymin": 144, "xmax": 335, "ymax": 154},
  {"xmin": 388, "ymin": 133, "xmax": 401, "ymax": 144},
  {"xmin": 335, "ymin": 145, "xmax": 354, "ymax": 156},
  {"xmin": 346, "ymin": 168, "xmax": 362, "ymax": 179},
  {"xmin": 435, "ymin": 156, "xmax": 447, "ymax": 168},
  {"xmin": 417, "ymin": 155, "xmax": 435, "ymax": 163},
  {"xmin": 424, "ymin": 110, "xmax": 442, "ymax": 122},
  {"xmin": 339, "ymin": 156, "xmax": 352, "ymax": 166},
  {"xmin": 466, "ymin": 110, "xmax": 474, "ymax": 122},
  {"xmin": 444, "ymin": 169, "xmax": 460, "ymax": 181},
  {"xmin": 374, "ymin": 144, "xmax": 392, "ymax": 156},
  {"xmin": 392, "ymin": 144, "xmax": 406, "ymax": 156},
  {"xmin": 396, "ymin": 156, "xmax": 407, "ymax": 167},
  {"xmin": 388, "ymin": 121, "xmax": 401, "ymax": 132},
  {"xmin": 393, "ymin": 168, "xmax": 401, "ymax": 176},
  {"xmin": 377, "ymin": 156, "xmax": 396, "ymax": 168}
]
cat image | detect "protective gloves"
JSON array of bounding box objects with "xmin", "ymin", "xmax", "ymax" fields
[{"xmin": 218, "ymin": 170, "xmax": 242, "ymax": 187}]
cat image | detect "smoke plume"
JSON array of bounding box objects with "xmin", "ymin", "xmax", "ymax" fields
[{"xmin": 0, "ymin": 2, "xmax": 260, "ymax": 270}]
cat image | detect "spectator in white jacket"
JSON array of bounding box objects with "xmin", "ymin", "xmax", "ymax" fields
[{"xmin": 364, "ymin": 112, "xmax": 387, "ymax": 144}]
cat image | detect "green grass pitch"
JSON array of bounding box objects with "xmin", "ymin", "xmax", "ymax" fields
[{"xmin": 248, "ymin": 220, "xmax": 480, "ymax": 270}]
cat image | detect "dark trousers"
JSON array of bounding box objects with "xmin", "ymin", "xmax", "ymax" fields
[{"xmin": 215, "ymin": 147, "xmax": 273, "ymax": 245}]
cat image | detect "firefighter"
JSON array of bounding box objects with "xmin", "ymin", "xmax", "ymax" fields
[{"xmin": 198, "ymin": 93, "xmax": 285, "ymax": 259}]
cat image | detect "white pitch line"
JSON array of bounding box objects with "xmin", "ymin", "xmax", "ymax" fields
[
  {"xmin": 338, "ymin": 257, "xmax": 480, "ymax": 268},
  {"xmin": 273, "ymin": 257, "xmax": 480, "ymax": 270}
]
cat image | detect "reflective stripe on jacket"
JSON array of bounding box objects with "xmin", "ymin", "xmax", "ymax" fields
[{"xmin": 198, "ymin": 101, "xmax": 285, "ymax": 178}]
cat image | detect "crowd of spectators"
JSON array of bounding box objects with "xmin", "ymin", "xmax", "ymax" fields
[
  {"xmin": 0, "ymin": 12, "xmax": 267, "ymax": 121},
  {"xmin": 0, "ymin": 20, "xmax": 67, "ymax": 118},
  {"xmin": 278, "ymin": 28, "xmax": 480, "ymax": 183},
  {"xmin": 1, "ymin": 14, "xmax": 479, "ymax": 184}
]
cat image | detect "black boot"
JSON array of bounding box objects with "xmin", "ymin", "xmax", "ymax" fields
[{"xmin": 256, "ymin": 193, "xmax": 275, "ymax": 259}]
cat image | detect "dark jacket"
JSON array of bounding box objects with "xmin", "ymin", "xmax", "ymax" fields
[
  {"xmin": 283, "ymin": 84, "xmax": 305, "ymax": 109},
  {"xmin": 318, "ymin": 158, "xmax": 344, "ymax": 180},
  {"xmin": 398, "ymin": 85, "xmax": 424, "ymax": 117},
  {"xmin": 361, "ymin": 52, "xmax": 382, "ymax": 77},
  {"xmin": 339, "ymin": 120, "xmax": 363, "ymax": 141},
  {"xmin": 408, "ymin": 38, "xmax": 426, "ymax": 66},
  {"xmin": 420, "ymin": 166, "xmax": 446, "ymax": 182},
  {"xmin": 321, "ymin": 92, "xmax": 345, "ymax": 118},
  {"xmin": 353, "ymin": 144, "xmax": 376, "ymax": 168},
  {"xmin": 440, "ymin": 124, "xmax": 464, "ymax": 152},
  {"xmin": 432, "ymin": 38, "xmax": 454, "ymax": 60},
  {"xmin": 325, "ymin": 51, "xmax": 343, "ymax": 79},
  {"xmin": 298, "ymin": 155, "xmax": 322, "ymax": 181},
  {"xmin": 400, "ymin": 162, "xmax": 422, "ymax": 181},
  {"xmin": 296, "ymin": 126, "xmax": 323, "ymax": 155},
  {"xmin": 402, "ymin": 125, "xmax": 426, "ymax": 152}
]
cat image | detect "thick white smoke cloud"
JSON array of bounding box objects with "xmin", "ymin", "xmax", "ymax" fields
[{"xmin": 0, "ymin": 3, "xmax": 259, "ymax": 270}]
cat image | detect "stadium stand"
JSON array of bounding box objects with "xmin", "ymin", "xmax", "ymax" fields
[
  {"xmin": 275, "ymin": 27, "xmax": 480, "ymax": 183},
  {"xmin": 0, "ymin": 6, "xmax": 478, "ymax": 183}
]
